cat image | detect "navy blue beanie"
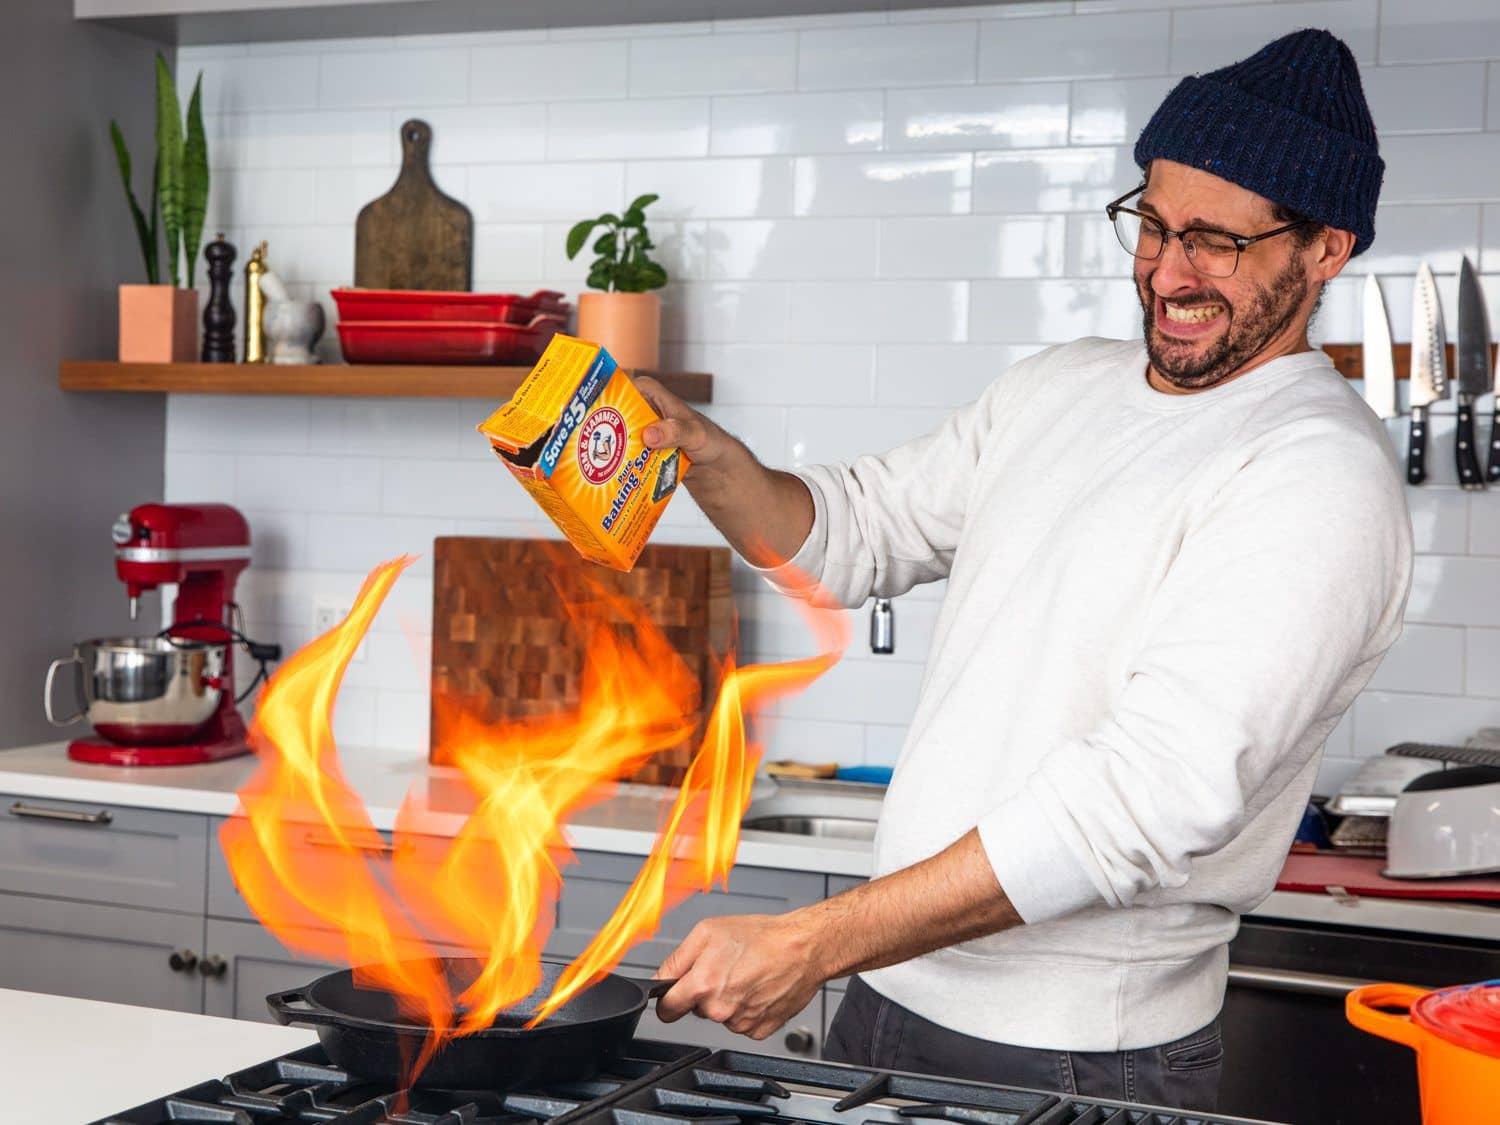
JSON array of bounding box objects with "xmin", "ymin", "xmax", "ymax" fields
[{"xmin": 1134, "ymin": 29, "xmax": 1383, "ymax": 256}]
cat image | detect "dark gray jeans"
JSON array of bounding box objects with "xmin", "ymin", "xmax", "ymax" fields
[{"xmin": 823, "ymin": 976, "xmax": 1223, "ymax": 1113}]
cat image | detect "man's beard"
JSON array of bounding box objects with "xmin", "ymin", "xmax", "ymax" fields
[{"xmin": 1138, "ymin": 253, "xmax": 1311, "ymax": 390}]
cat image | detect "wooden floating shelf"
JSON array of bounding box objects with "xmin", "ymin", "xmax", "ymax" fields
[
  {"xmin": 59, "ymin": 361, "xmax": 712, "ymax": 403},
  {"xmin": 1322, "ymin": 343, "xmax": 1498, "ymax": 381}
]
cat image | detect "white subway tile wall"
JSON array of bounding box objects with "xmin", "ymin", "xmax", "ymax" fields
[{"xmin": 175, "ymin": 3, "xmax": 1500, "ymax": 785}]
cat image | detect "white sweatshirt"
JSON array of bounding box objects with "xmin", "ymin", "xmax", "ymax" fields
[{"xmin": 766, "ymin": 338, "xmax": 1412, "ymax": 1051}]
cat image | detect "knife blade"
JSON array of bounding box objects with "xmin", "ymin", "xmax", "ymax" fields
[
  {"xmin": 1408, "ymin": 263, "xmax": 1449, "ymax": 486},
  {"xmin": 1455, "ymin": 257, "xmax": 1490, "ymax": 490},
  {"xmin": 1362, "ymin": 275, "xmax": 1397, "ymax": 423}
]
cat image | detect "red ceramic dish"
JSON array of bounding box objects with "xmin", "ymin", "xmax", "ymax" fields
[
  {"xmin": 337, "ymin": 317, "xmax": 561, "ymax": 365},
  {"xmin": 331, "ymin": 288, "xmax": 570, "ymax": 325}
]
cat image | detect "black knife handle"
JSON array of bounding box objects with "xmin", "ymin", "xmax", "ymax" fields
[
  {"xmin": 1408, "ymin": 407, "xmax": 1428, "ymax": 486},
  {"xmin": 1488, "ymin": 405, "xmax": 1500, "ymax": 482},
  {"xmin": 1457, "ymin": 396, "xmax": 1485, "ymax": 490}
]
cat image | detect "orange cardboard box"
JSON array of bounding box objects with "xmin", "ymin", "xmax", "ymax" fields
[{"xmin": 477, "ymin": 334, "xmax": 688, "ymax": 572}]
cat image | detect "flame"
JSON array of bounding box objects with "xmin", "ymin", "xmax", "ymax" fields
[
  {"xmin": 223, "ymin": 552, "xmax": 847, "ymax": 1084},
  {"xmin": 533, "ymin": 598, "xmax": 848, "ymax": 1021}
]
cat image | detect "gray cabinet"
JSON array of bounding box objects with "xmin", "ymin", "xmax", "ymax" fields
[
  {"xmin": 0, "ymin": 891, "xmax": 204, "ymax": 1012},
  {"xmin": 0, "ymin": 793, "xmax": 208, "ymax": 914},
  {"xmin": 552, "ymin": 851, "xmax": 825, "ymax": 966},
  {"xmin": 202, "ymin": 918, "xmax": 343, "ymax": 1022}
]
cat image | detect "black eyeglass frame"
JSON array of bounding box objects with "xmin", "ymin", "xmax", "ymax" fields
[{"xmin": 1104, "ymin": 184, "xmax": 1312, "ymax": 278}]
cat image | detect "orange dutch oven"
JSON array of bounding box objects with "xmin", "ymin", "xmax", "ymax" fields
[{"xmin": 1347, "ymin": 980, "xmax": 1500, "ymax": 1123}]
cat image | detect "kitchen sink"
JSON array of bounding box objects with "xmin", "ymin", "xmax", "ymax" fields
[
  {"xmin": 739, "ymin": 777, "xmax": 883, "ymax": 841},
  {"xmin": 740, "ymin": 814, "xmax": 877, "ymax": 841}
]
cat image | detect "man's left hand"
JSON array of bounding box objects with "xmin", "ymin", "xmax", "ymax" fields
[{"xmin": 654, "ymin": 912, "xmax": 826, "ymax": 1040}]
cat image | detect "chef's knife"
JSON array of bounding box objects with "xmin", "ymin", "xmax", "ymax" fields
[
  {"xmin": 1362, "ymin": 275, "xmax": 1397, "ymax": 425},
  {"xmin": 1408, "ymin": 263, "xmax": 1449, "ymax": 486},
  {"xmin": 1455, "ymin": 257, "xmax": 1490, "ymax": 490}
]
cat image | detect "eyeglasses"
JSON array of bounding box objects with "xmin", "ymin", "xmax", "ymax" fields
[{"xmin": 1104, "ymin": 185, "xmax": 1311, "ymax": 279}]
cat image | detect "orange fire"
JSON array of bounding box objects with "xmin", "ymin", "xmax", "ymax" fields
[{"xmin": 222, "ymin": 553, "xmax": 847, "ymax": 1081}]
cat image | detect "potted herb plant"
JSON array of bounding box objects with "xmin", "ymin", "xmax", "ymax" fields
[
  {"xmin": 111, "ymin": 53, "xmax": 208, "ymax": 363},
  {"xmin": 565, "ymin": 194, "xmax": 668, "ymax": 371}
]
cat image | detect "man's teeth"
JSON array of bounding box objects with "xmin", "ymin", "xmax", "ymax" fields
[{"xmin": 1163, "ymin": 302, "xmax": 1224, "ymax": 324}]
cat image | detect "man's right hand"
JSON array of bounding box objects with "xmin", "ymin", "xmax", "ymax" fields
[{"xmin": 632, "ymin": 374, "xmax": 815, "ymax": 568}]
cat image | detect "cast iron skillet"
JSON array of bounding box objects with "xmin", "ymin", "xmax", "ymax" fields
[{"xmin": 268, "ymin": 956, "xmax": 676, "ymax": 1088}]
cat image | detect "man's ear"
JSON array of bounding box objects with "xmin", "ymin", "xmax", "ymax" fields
[{"xmin": 1312, "ymin": 227, "xmax": 1357, "ymax": 282}]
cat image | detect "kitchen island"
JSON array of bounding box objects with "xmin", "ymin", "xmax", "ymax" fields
[{"xmin": 0, "ymin": 986, "xmax": 314, "ymax": 1121}]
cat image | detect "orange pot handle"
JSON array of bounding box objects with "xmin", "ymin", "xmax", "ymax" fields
[{"xmin": 1347, "ymin": 983, "xmax": 1429, "ymax": 1050}]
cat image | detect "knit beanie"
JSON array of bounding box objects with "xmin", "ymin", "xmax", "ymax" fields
[{"xmin": 1134, "ymin": 29, "xmax": 1383, "ymax": 255}]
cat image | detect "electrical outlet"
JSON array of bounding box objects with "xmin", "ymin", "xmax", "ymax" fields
[{"xmin": 312, "ymin": 599, "xmax": 365, "ymax": 663}]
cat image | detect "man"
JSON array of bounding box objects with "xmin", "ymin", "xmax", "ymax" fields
[{"xmin": 636, "ymin": 29, "xmax": 1411, "ymax": 1111}]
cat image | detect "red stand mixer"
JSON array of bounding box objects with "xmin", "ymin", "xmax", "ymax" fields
[{"xmin": 45, "ymin": 503, "xmax": 279, "ymax": 766}]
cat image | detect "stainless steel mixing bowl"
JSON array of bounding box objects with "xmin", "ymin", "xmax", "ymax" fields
[{"xmin": 45, "ymin": 637, "xmax": 227, "ymax": 745}]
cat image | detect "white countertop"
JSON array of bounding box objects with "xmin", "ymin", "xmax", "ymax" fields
[
  {"xmin": 0, "ymin": 741, "xmax": 875, "ymax": 877},
  {"xmin": 0, "ymin": 987, "xmax": 315, "ymax": 1122}
]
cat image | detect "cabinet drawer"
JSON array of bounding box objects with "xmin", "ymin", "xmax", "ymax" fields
[
  {"xmin": 551, "ymin": 851, "xmax": 825, "ymax": 967},
  {"xmin": 210, "ymin": 817, "xmax": 559, "ymax": 946},
  {"xmin": 826, "ymin": 875, "xmax": 866, "ymax": 897},
  {"xmin": 0, "ymin": 891, "xmax": 203, "ymax": 1012},
  {"xmin": 0, "ymin": 793, "xmax": 208, "ymax": 913}
]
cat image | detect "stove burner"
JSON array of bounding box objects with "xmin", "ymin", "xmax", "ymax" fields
[{"xmin": 92, "ymin": 1041, "xmax": 1285, "ymax": 1125}]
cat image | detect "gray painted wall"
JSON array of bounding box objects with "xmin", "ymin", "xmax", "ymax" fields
[{"xmin": 2, "ymin": 2, "xmax": 168, "ymax": 746}]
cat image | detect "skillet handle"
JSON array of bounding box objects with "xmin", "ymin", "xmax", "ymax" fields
[
  {"xmin": 266, "ymin": 987, "xmax": 338, "ymax": 1028},
  {"xmin": 646, "ymin": 978, "xmax": 679, "ymax": 1000}
]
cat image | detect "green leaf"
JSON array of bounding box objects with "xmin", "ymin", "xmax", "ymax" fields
[
  {"xmin": 625, "ymin": 193, "xmax": 658, "ymax": 215},
  {"xmin": 592, "ymin": 231, "xmax": 617, "ymax": 259},
  {"xmin": 181, "ymin": 73, "xmax": 209, "ymax": 290},
  {"xmin": 566, "ymin": 219, "xmax": 598, "ymax": 260},
  {"xmin": 597, "ymin": 212, "xmax": 621, "ymax": 227},
  {"xmin": 585, "ymin": 261, "xmax": 614, "ymax": 292},
  {"xmin": 636, "ymin": 261, "xmax": 669, "ymax": 291},
  {"xmin": 622, "ymin": 208, "xmax": 645, "ymax": 228},
  {"xmin": 109, "ymin": 120, "xmax": 158, "ymax": 284},
  {"xmin": 154, "ymin": 53, "xmax": 185, "ymax": 289}
]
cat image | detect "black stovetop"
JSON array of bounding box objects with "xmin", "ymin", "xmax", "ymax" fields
[{"xmin": 92, "ymin": 1039, "xmax": 1287, "ymax": 1125}]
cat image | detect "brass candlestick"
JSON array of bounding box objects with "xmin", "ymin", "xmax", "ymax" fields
[{"xmin": 243, "ymin": 241, "xmax": 268, "ymax": 364}]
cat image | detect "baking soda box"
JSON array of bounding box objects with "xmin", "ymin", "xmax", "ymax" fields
[{"xmin": 477, "ymin": 333, "xmax": 688, "ymax": 572}]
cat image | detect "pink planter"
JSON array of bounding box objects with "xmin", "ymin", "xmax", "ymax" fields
[{"xmin": 576, "ymin": 292, "xmax": 660, "ymax": 371}]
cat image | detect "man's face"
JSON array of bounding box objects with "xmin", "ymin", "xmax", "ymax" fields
[{"xmin": 1133, "ymin": 161, "xmax": 1318, "ymax": 391}]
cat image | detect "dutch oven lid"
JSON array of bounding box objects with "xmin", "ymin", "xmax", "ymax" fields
[{"xmin": 1413, "ymin": 980, "xmax": 1500, "ymax": 1058}]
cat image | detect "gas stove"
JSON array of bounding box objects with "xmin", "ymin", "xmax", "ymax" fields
[{"xmin": 92, "ymin": 1039, "xmax": 1288, "ymax": 1125}]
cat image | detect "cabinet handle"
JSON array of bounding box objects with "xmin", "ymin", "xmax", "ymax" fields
[
  {"xmin": 9, "ymin": 801, "xmax": 111, "ymax": 825},
  {"xmin": 198, "ymin": 954, "xmax": 228, "ymax": 979},
  {"xmin": 1228, "ymin": 964, "xmax": 1381, "ymax": 999},
  {"xmin": 168, "ymin": 949, "xmax": 198, "ymax": 973},
  {"xmin": 783, "ymin": 1028, "xmax": 815, "ymax": 1055},
  {"xmin": 303, "ymin": 829, "xmax": 399, "ymax": 856}
]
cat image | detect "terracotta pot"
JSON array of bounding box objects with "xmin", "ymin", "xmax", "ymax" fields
[
  {"xmin": 119, "ymin": 285, "xmax": 197, "ymax": 363},
  {"xmin": 576, "ymin": 291, "xmax": 660, "ymax": 371}
]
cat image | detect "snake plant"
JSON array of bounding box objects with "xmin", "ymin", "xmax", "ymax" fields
[{"xmin": 110, "ymin": 53, "xmax": 209, "ymax": 288}]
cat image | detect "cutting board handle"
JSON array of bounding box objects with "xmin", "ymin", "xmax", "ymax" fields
[{"xmin": 399, "ymin": 119, "xmax": 435, "ymax": 185}]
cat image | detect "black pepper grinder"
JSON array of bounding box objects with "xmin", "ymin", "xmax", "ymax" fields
[{"xmin": 201, "ymin": 234, "xmax": 237, "ymax": 363}]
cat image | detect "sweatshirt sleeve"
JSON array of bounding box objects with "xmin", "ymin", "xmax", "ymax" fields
[
  {"xmin": 977, "ymin": 420, "xmax": 1413, "ymax": 925},
  {"xmin": 756, "ymin": 361, "xmax": 1028, "ymax": 609}
]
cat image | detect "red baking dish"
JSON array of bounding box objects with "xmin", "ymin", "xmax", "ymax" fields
[
  {"xmin": 337, "ymin": 316, "xmax": 562, "ymax": 365},
  {"xmin": 330, "ymin": 288, "xmax": 569, "ymax": 325}
]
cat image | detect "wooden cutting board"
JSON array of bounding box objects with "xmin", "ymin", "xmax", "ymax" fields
[
  {"xmin": 429, "ymin": 537, "xmax": 733, "ymax": 786},
  {"xmin": 354, "ymin": 119, "xmax": 472, "ymax": 292}
]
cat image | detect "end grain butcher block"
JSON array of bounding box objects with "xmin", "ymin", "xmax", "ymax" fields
[
  {"xmin": 355, "ymin": 119, "xmax": 472, "ymax": 292},
  {"xmin": 430, "ymin": 538, "xmax": 733, "ymax": 787}
]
